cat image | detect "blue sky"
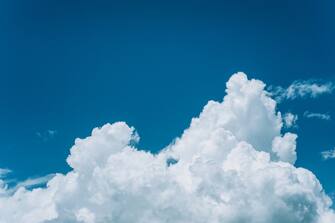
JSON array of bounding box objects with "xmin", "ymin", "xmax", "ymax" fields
[{"xmin": 0, "ymin": 0, "xmax": 335, "ymax": 198}]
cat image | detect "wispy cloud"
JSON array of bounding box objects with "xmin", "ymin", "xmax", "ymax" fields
[
  {"xmin": 36, "ymin": 129, "xmax": 58, "ymax": 142},
  {"xmin": 0, "ymin": 168, "xmax": 11, "ymax": 177},
  {"xmin": 303, "ymin": 111, "xmax": 331, "ymax": 120},
  {"xmin": 13, "ymin": 174, "xmax": 55, "ymax": 190},
  {"xmin": 0, "ymin": 173, "xmax": 55, "ymax": 195},
  {"xmin": 321, "ymin": 148, "xmax": 335, "ymax": 160},
  {"xmin": 269, "ymin": 79, "xmax": 334, "ymax": 102}
]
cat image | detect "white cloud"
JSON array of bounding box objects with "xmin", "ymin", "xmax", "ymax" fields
[
  {"xmin": 321, "ymin": 148, "xmax": 335, "ymax": 160},
  {"xmin": 269, "ymin": 79, "xmax": 334, "ymax": 102},
  {"xmin": 75, "ymin": 208, "xmax": 96, "ymax": 223},
  {"xmin": 0, "ymin": 72, "xmax": 334, "ymax": 223},
  {"xmin": 304, "ymin": 111, "xmax": 331, "ymax": 121},
  {"xmin": 272, "ymin": 133, "xmax": 297, "ymax": 164},
  {"xmin": 283, "ymin": 112, "xmax": 298, "ymax": 128}
]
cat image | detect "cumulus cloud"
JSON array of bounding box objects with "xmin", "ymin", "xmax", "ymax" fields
[
  {"xmin": 283, "ymin": 112, "xmax": 298, "ymax": 128},
  {"xmin": 321, "ymin": 148, "xmax": 335, "ymax": 160},
  {"xmin": 269, "ymin": 79, "xmax": 334, "ymax": 102},
  {"xmin": 272, "ymin": 133, "xmax": 297, "ymax": 164},
  {"xmin": 304, "ymin": 111, "xmax": 331, "ymax": 121},
  {"xmin": 0, "ymin": 72, "xmax": 334, "ymax": 223}
]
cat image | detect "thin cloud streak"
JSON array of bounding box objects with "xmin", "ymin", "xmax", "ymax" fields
[
  {"xmin": 304, "ymin": 111, "xmax": 331, "ymax": 120},
  {"xmin": 269, "ymin": 79, "xmax": 334, "ymax": 102}
]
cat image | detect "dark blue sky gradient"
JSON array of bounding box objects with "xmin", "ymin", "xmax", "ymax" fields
[{"xmin": 0, "ymin": 0, "xmax": 334, "ymax": 194}]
